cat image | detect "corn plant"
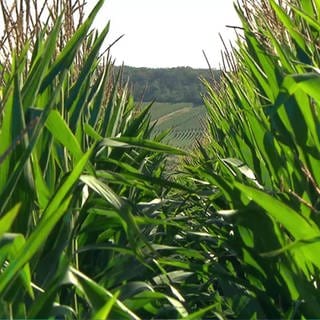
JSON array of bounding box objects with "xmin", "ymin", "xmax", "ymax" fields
[
  {"xmin": 0, "ymin": 0, "xmax": 194, "ymax": 318},
  {"xmin": 5, "ymin": 0, "xmax": 320, "ymax": 318},
  {"xmin": 183, "ymin": 0, "xmax": 320, "ymax": 317}
]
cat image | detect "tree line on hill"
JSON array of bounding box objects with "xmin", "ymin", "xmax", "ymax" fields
[{"xmin": 115, "ymin": 66, "xmax": 221, "ymax": 105}]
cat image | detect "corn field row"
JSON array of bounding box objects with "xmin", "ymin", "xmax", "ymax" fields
[{"xmin": 1, "ymin": 0, "xmax": 320, "ymax": 318}]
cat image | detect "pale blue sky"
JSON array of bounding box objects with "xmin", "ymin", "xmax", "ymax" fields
[{"xmin": 89, "ymin": 0, "xmax": 241, "ymax": 68}]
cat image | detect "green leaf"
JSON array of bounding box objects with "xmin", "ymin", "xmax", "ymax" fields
[
  {"xmin": 30, "ymin": 152, "xmax": 50, "ymax": 209},
  {"xmin": 67, "ymin": 23, "xmax": 110, "ymax": 115},
  {"xmin": 0, "ymin": 70, "xmax": 25, "ymax": 192},
  {"xmin": 70, "ymin": 267, "xmax": 140, "ymax": 319},
  {"xmin": 40, "ymin": 0, "xmax": 105, "ymax": 92},
  {"xmin": 280, "ymin": 73, "xmax": 320, "ymax": 150},
  {"xmin": 261, "ymin": 235, "xmax": 320, "ymax": 258},
  {"xmin": 99, "ymin": 137, "xmax": 187, "ymax": 156},
  {"xmin": 291, "ymin": 5, "xmax": 320, "ymax": 32},
  {"xmin": 0, "ymin": 69, "xmax": 68, "ymax": 215},
  {"xmin": 0, "ymin": 233, "xmax": 34, "ymax": 300},
  {"xmin": 80, "ymin": 175, "xmax": 125, "ymax": 212},
  {"xmin": 0, "ymin": 198, "xmax": 71, "ymax": 297},
  {"xmin": 0, "ymin": 148, "xmax": 92, "ymax": 294},
  {"xmin": 183, "ymin": 304, "xmax": 219, "ymax": 320},
  {"xmin": 0, "ymin": 204, "xmax": 21, "ymax": 237},
  {"xmin": 92, "ymin": 291, "xmax": 120, "ymax": 320},
  {"xmin": 21, "ymin": 15, "xmax": 63, "ymax": 109},
  {"xmin": 234, "ymin": 182, "xmax": 319, "ymax": 239},
  {"xmin": 270, "ymin": 0, "xmax": 307, "ymax": 52},
  {"xmin": 46, "ymin": 109, "xmax": 83, "ymax": 161}
]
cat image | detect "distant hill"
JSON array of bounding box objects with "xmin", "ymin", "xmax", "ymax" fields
[{"xmin": 115, "ymin": 66, "xmax": 221, "ymax": 105}]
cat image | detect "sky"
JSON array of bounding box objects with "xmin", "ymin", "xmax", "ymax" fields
[{"xmin": 88, "ymin": 0, "xmax": 241, "ymax": 68}]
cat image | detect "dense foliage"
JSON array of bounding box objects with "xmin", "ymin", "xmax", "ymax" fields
[
  {"xmin": 117, "ymin": 66, "xmax": 221, "ymax": 105},
  {"xmin": 0, "ymin": 1, "xmax": 188, "ymax": 318},
  {"xmin": 2, "ymin": 0, "xmax": 320, "ymax": 318},
  {"xmin": 189, "ymin": 0, "xmax": 320, "ymax": 317}
]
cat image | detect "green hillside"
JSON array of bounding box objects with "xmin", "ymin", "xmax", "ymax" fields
[
  {"xmin": 117, "ymin": 66, "xmax": 220, "ymax": 105},
  {"xmin": 147, "ymin": 102, "xmax": 207, "ymax": 149},
  {"xmin": 120, "ymin": 67, "xmax": 214, "ymax": 150}
]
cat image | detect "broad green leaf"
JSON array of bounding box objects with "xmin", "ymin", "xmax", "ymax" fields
[
  {"xmin": 42, "ymin": 147, "xmax": 93, "ymax": 220},
  {"xmin": 0, "ymin": 70, "xmax": 25, "ymax": 193},
  {"xmin": 0, "ymin": 70, "xmax": 68, "ymax": 215},
  {"xmin": 99, "ymin": 137, "xmax": 187, "ymax": 156},
  {"xmin": 124, "ymin": 101, "xmax": 153, "ymax": 137},
  {"xmin": 30, "ymin": 152, "xmax": 50, "ymax": 209},
  {"xmin": 261, "ymin": 236, "xmax": 320, "ymax": 258},
  {"xmin": 0, "ymin": 148, "xmax": 92, "ymax": 294},
  {"xmin": 0, "ymin": 198, "xmax": 71, "ymax": 296},
  {"xmin": 125, "ymin": 290, "xmax": 188, "ymax": 318},
  {"xmin": 119, "ymin": 282, "xmax": 154, "ymax": 300},
  {"xmin": 80, "ymin": 175, "xmax": 124, "ymax": 212},
  {"xmin": 183, "ymin": 304, "xmax": 219, "ymax": 320},
  {"xmin": 70, "ymin": 267, "xmax": 140, "ymax": 319},
  {"xmin": 93, "ymin": 291, "xmax": 120, "ymax": 320},
  {"xmin": 234, "ymin": 182, "xmax": 319, "ymax": 239},
  {"xmin": 240, "ymin": 46, "xmax": 275, "ymax": 102},
  {"xmin": 0, "ymin": 233, "xmax": 34, "ymax": 299},
  {"xmin": 84, "ymin": 123, "xmax": 103, "ymax": 140},
  {"xmin": 97, "ymin": 169, "xmax": 194, "ymax": 193},
  {"xmin": 0, "ymin": 204, "xmax": 21, "ymax": 237},
  {"xmin": 46, "ymin": 109, "xmax": 83, "ymax": 161},
  {"xmin": 280, "ymin": 73, "xmax": 320, "ymax": 150},
  {"xmin": 291, "ymin": 5, "xmax": 320, "ymax": 31}
]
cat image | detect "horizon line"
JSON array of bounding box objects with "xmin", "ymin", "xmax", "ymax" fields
[{"xmin": 113, "ymin": 64, "xmax": 220, "ymax": 70}]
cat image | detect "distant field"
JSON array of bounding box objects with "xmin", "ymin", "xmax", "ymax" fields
[{"xmin": 144, "ymin": 102, "xmax": 208, "ymax": 150}]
